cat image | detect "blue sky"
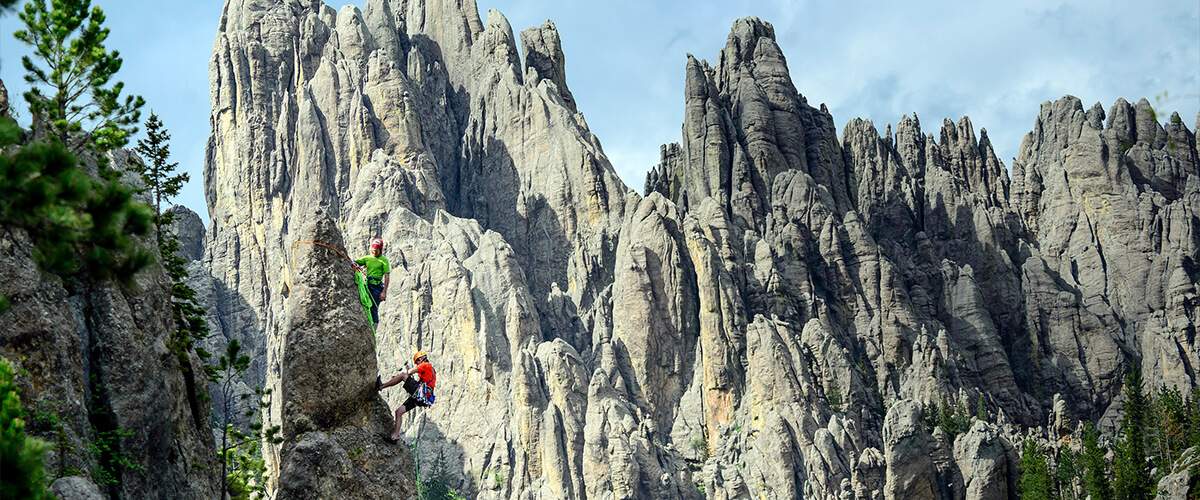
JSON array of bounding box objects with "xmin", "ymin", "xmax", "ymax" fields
[{"xmin": 2, "ymin": 0, "xmax": 1197, "ymax": 219}]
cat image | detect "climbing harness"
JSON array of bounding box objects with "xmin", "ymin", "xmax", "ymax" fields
[{"xmin": 415, "ymin": 382, "xmax": 436, "ymax": 406}]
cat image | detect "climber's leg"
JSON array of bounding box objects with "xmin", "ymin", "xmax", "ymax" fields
[
  {"xmin": 390, "ymin": 405, "xmax": 407, "ymax": 441},
  {"xmin": 390, "ymin": 397, "xmax": 420, "ymax": 441},
  {"xmin": 379, "ymin": 371, "xmax": 408, "ymax": 391},
  {"xmin": 367, "ymin": 283, "xmax": 384, "ymax": 325}
]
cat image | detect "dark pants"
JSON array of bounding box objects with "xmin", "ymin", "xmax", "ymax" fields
[
  {"xmin": 402, "ymin": 377, "xmax": 431, "ymax": 412},
  {"xmin": 367, "ymin": 283, "xmax": 384, "ymax": 325}
]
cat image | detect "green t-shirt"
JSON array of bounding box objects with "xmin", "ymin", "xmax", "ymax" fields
[{"xmin": 355, "ymin": 255, "xmax": 391, "ymax": 282}]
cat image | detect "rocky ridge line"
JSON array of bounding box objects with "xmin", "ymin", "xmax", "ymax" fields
[{"xmin": 197, "ymin": 3, "xmax": 1199, "ymax": 499}]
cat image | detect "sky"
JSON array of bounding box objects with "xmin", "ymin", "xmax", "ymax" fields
[{"xmin": 1, "ymin": 0, "xmax": 1197, "ymax": 219}]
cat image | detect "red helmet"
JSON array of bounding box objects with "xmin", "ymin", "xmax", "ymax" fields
[{"xmin": 370, "ymin": 237, "xmax": 384, "ymax": 250}]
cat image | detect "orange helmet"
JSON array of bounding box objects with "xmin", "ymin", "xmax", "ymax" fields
[{"xmin": 412, "ymin": 350, "xmax": 428, "ymax": 364}]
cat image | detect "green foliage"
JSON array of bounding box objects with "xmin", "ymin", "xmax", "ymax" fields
[
  {"xmin": 0, "ymin": 358, "xmax": 52, "ymax": 499},
  {"xmin": 975, "ymin": 393, "xmax": 988, "ymax": 421},
  {"xmin": 129, "ymin": 113, "xmax": 187, "ymax": 244},
  {"xmin": 825, "ymin": 384, "xmax": 844, "ymax": 413},
  {"xmin": 1046, "ymin": 370, "xmax": 1200, "ymax": 500},
  {"xmin": 1, "ymin": 0, "xmax": 153, "ymax": 316},
  {"xmin": 211, "ymin": 340, "xmax": 282, "ymax": 500},
  {"xmin": 14, "ymin": 0, "xmax": 144, "ymax": 163},
  {"xmin": 27, "ymin": 405, "xmax": 72, "ymax": 479},
  {"xmin": 224, "ymin": 435, "xmax": 266, "ymax": 500},
  {"xmin": 1081, "ymin": 423, "xmax": 1112, "ymax": 500},
  {"xmin": 1055, "ymin": 446, "xmax": 1079, "ymax": 500},
  {"xmin": 1149, "ymin": 384, "xmax": 1193, "ymax": 479},
  {"xmin": 0, "ymin": 295, "xmax": 8, "ymax": 315},
  {"xmin": 1189, "ymin": 388, "xmax": 1200, "ymax": 449},
  {"xmin": 124, "ymin": 112, "xmax": 212, "ymax": 433},
  {"xmin": 0, "ymin": 116, "xmax": 153, "ymax": 284},
  {"xmin": 689, "ymin": 433, "xmax": 708, "ymax": 461},
  {"xmin": 418, "ymin": 448, "xmax": 467, "ymax": 500},
  {"xmin": 921, "ymin": 398, "xmax": 973, "ymax": 437},
  {"xmin": 1015, "ymin": 381, "xmax": 1198, "ymax": 500},
  {"xmin": 131, "ymin": 113, "xmax": 208, "ymax": 360},
  {"xmin": 88, "ymin": 426, "xmax": 142, "ymax": 487},
  {"xmin": 941, "ymin": 400, "xmax": 971, "ymax": 437},
  {"xmin": 1019, "ymin": 438, "xmax": 1054, "ymax": 500},
  {"xmin": 1114, "ymin": 370, "xmax": 1152, "ymax": 500},
  {"xmin": 488, "ymin": 466, "xmax": 506, "ymax": 490},
  {"xmin": 209, "ymin": 339, "xmax": 250, "ymax": 385},
  {"xmin": 163, "ymin": 215, "xmax": 209, "ymax": 360}
]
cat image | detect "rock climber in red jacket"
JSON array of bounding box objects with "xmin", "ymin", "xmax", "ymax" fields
[{"xmin": 376, "ymin": 350, "xmax": 437, "ymax": 443}]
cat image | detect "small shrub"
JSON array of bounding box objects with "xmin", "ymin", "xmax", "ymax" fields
[
  {"xmin": 689, "ymin": 433, "xmax": 708, "ymax": 461},
  {"xmin": 826, "ymin": 385, "xmax": 844, "ymax": 413},
  {"xmin": 88, "ymin": 427, "xmax": 143, "ymax": 487},
  {"xmin": 489, "ymin": 466, "xmax": 506, "ymax": 490},
  {"xmin": 0, "ymin": 358, "xmax": 52, "ymax": 499}
]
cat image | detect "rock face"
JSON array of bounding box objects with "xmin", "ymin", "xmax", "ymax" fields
[
  {"xmin": 0, "ymin": 225, "xmax": 218, "ymax": 497},
  {"xmin": 0, "ymin": 79, "xmax": 9, "ymax": 118},
  {"xmin": 49, "ymin": 476, "xmax": 105, "ymax": 500},
  {"xmin": 199, "ymin": 2, "xmax": 1199, "ymax": 499},
  {"xmin": 166, "ymin": 205, "xmax": 206, "ymax": 261},
  {"xmin": 1156, "ymin": 446, "xmax": 1200, "ymax": 500},
  {"xmin": 267, "ymin": 214, "xmax": 416, "ymax": 499}
]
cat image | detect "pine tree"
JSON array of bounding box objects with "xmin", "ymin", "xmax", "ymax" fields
[
  {"xmin": 418, "ymin": 447, "xmax": 467, "ymax": 500},
  {"xmin": 3, "ymin": 0, "xmax": 153, "ymax": 286},
  {"xmin": 14, "ymin": 0, "xmax": 144, "ymax": 165},
  {"xmin": 1113, "ymin": 369, "xmax": 1152, "ymax": 500},
  {"xmin": 124, "ymin": 112, "xmax": 210, "ymax": 424},
  {"xmin": 1019, "ymin": 438, "xmax": 1054, "ymax": 500},
  {"xmin": 1081, "ymin": 423, "xmax": 1113, "ymax": 500},
  {"xmin": 1152, "ymin": 385, "xmax": 1188, "ymax": 478},
  {"xmin": 0, "ymin": 116, "xmax": 152, "ymax": 283},
  {"xmin": 1055, "ymin": 447, "xmax": 1080, "ymax": 500},
  {"xmin": 0, "ymin": 358, "xmax": 52, "ymax": 499},
  {"xmin": 974, "ymin": 393, "xmax": 988, "ymax": 421},
  {"xmin": 210, "ymin": 340, "xmax": 281, "ymax": 500},
  {"xmin": 936, "ymin": 399, "xmax": 970, "ymax": 437},
  {"xmin": 130, "ymin": 113, "xmax": 187, "ymax": 244},
  {"xmin": 1189, "ymin": 388, "xmax": 1200, "ymax": 449}
]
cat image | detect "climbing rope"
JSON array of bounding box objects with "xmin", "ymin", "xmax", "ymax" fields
[
  {"xmin": 285, "ymin": 238, "xmax": 347, "ymax": 295},
  {"xmin": 290, "ymin": 239, "xmax": 356, "ymax": 267},
  {"xmin": 409, "ymin": 416, "xmax": 428, "ymax": 497},
  {"xmin": 285, "ymin": 239, "xmax": 377, "ymax": 331}
]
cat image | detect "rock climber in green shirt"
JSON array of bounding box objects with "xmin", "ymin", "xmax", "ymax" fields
[{"xmin": 354, "ymin": 237, "xmax": 391, "ymax": 326}]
